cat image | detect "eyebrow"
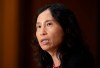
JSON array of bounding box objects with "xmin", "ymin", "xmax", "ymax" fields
[
  {"xmin": 45, "ymin": 20, "xmax": 53, "ymax": 22},
  {"xmin": 36, "ymin": 20, "xmax": 54, "ymax": 24},
  {"xmin": 36, "ymin": 22, "xmax": 40, "ymax": 24}
]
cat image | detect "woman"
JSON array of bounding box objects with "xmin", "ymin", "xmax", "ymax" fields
[{"xmin": 32, "ymin": 3, "xmax": 94, "ymax": 68}]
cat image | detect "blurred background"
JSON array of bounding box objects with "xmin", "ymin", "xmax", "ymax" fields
[{"xmin": 0, "ymin": 0, "xmax": 99, "ymax": 68}]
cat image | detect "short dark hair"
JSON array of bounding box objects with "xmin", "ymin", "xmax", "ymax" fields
[{"xmin": 32, "ymin": 3, "xmax": 94, "ymax": 68}]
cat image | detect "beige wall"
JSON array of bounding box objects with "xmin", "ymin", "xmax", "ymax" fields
[{"xmin": 0, "ymin": 0, "xmax": 19, "ymax": 68}]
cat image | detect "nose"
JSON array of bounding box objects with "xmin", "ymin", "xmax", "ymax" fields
[{"xmin": 40, "ymin": 27, "xmax": 47, "ymax": 36}]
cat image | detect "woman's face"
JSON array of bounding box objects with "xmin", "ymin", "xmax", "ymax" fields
[{"xmin": 36, "ymin": 9, "xmax": 64, "ymax": 52}]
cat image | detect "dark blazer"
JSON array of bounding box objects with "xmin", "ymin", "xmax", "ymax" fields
[
  {"xmin": 60, "ymin": 50, "xmax": 95, "ymax": 68},
  {"xmin": 40, "ymin": 47, "xmax": 94, "ymax": 68}
]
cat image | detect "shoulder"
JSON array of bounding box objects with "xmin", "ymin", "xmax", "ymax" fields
[{"xmin": 61, "ymin": 50, "xmax": 95, "ymax": 68}]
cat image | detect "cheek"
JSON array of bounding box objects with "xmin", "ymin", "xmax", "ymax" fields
[
  {"xmin": 36, "ymin": 32, "xmax": 39, "ymax": 41},
  {"xmin": 49, "ymin": 28, "xmax": 64, "ymax": 45}
]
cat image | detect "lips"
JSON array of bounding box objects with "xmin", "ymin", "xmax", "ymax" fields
[{"xmin": 40, "ymin": 38, "xmax": 49, "ymax": 45}]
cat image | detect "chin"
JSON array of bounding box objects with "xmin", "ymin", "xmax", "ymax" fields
[
  {"xmin": 42, "ymin": 48, "xmax": 49, "ymax": 51},
  {"xmin": 41, "ymin": 47, "xmax": 51, "ymax": 52}
]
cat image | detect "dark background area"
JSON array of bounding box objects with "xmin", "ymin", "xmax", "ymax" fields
[{"xmin": 0, "ymin": 0, "xmax": 99, "ymax": 68}]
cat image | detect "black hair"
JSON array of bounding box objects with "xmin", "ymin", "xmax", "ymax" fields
[{"xmin": 32, "ymin": 3, "xmax": 94, "ymax": 68}]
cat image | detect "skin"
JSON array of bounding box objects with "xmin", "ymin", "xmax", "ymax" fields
[{"xmin": 36, "ymin": 9, "xmax": 64, "ymax": 66}]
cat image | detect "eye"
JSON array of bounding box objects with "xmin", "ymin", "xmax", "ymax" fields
[
  {"xmin": 47, "ymin": 22, "xmax": 52, "ymax": 26},
  {"xmin": 36, "ymin": 25, "xmax": 41, "ymax": 28}
]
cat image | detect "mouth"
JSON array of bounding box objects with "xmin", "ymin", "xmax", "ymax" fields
[{"xmin": 40, "ymin": 39, "xmax": 49, "ymax": 45}]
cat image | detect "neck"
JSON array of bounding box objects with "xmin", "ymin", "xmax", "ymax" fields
[{"xmin": 47, "ymin": 50, "xmax": 60, "ymax": 67}]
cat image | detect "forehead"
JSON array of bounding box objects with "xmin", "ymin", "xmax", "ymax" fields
[{"xmin": 36, "ymin": 9, "xmax": 54, "ymax": 23}]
